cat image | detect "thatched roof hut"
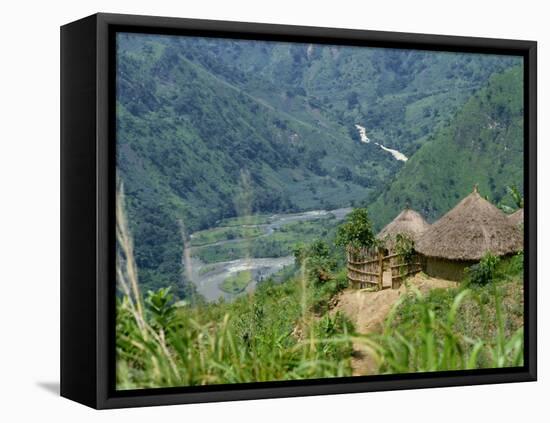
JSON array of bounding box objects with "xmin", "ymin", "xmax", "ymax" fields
[
  {"xmin": 417, "ymin": 188, "xmax": 523, "ymax": 261},
  {"xmin": 508, "ymin": 208, "xmax": 524, "ymax": 227},
  {"xmin": 377, "ymin": 208, "xmax": 430, "ymax": 250},
  {"xmin": 416, "ymin": 187, "xmax": 523, "ymax": 281}
]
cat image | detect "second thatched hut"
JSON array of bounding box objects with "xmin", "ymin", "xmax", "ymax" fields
[
  {"xmin": 377, "ymin": 207, "xmax": 430, "ymax": 251},
  {"xmin": 415, "ymin": 187, "xmax": 523, "ymax": 281}
]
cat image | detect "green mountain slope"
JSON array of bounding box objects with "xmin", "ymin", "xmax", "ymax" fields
[
  {"xmin": 367, "ymin": 66, "xmax": 524, "ymax": 229},
  {"xmin": 115, "ymin": 33, "xmax": 522, "ymax": 297},
  {"xmin": 171, "ymin": 37, "xmax": 520, "ymax": 157},
  {"xmin": 117, "ymin": 35, "xmax": 389, "ymax": 294}
]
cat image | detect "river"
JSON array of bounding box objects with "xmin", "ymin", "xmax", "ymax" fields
[{"xmin": 187, "ymin": 207, "xmax": 352, "ymax": 302}]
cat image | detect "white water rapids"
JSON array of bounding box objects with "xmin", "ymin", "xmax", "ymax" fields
[{"xmin": 354, "ymin": 124, "xmax": 408, "ymax": 162}]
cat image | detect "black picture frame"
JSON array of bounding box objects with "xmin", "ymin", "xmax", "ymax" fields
[{"xmin": 60, "ymin": 12, "xmax": 537, "ymax": 409}]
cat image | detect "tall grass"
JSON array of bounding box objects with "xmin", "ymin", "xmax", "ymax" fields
[
  {"xmin": 116, "ymin": 186, "xmax": 354, "ymax": 389},
  {"xmin": 116, "ymin": 186, "xmax": 524, "ymax": 387},
  {"xmin": 117, "ymin": 282, "xmax": 354, "ymax": 389},
  {"xmin": 367, "ymin": 261, "xmax": 524, "ymax": 374}
]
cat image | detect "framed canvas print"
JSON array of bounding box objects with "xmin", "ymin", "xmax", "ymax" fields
[{"xmin": 60, "ymin": 13, "xmax": 537, "ymax": 409}]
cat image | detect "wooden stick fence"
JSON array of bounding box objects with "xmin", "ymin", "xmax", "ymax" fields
[
  {"xmin": 389, "ymin": 253, "xmax": 424, "ymax": 289},
  {"xmin": 346, "ymin": 246, "xmax": 382, "ymax": 290},
  {"xmin": 347, "ymin": 246, "xmax": 424, "ymax": 290}
]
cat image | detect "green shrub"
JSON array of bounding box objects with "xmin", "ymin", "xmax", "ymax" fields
[
  {"xmin": 497, "ymin": 251, "xmax": 524, "ymax": 280},
  {"xmin": 466, "ymin": 252, "xmax": 500, "ymax": 286},
  {"xmin": 145, "ymin": 287, "xmax": 177, "ymax": 331},
  {"xmin": 294, "ymin": 239, "xmax": 337, "ymax": 286},
  {"xmin": 313, "ymin": 312, "xmax": 355, "ymax": 360},
  {"xmin": 335, "ymin": 208, "xmax": 376, "ymax": 249},
  {"xmin": 311, "ymin": 268, "xmax": 349, "ymax": 314},
  {"xmin": 393, "ymin": 233, "xmax": 416, "ymax": 264}
]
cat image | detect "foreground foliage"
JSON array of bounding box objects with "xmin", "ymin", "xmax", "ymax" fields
[
  {"xmin": 116, "ymin": 276, "xmax": 354, "ymax": 389},
  {"xmin": 117, "ymin": 253, "xmax": 524, "ymax": 388},
  {"xmin": 370, "ymin": 254, "xmax": 524, "ymax": 373},
  {"xmin": 117, "ymin": 193, "xmax": 524, "ymax": 388}
]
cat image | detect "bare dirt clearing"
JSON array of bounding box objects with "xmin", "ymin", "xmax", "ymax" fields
[{"xmin": 331, "ymin": 272, "xmax": 456, "ymax": 376}]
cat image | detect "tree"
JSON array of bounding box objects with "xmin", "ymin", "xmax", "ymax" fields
[
  {"xmin": 335, "ymin": 208, "xmax": 376, "ymax": 249},
  {"xmin": 507, "ymin": 185, "xmax": 524, "ymax": 209},
  {"xmin": 346, "ymin": 91, "xmax": 359, "ymax": 109},
  {"xmin": 294, "ymin": 240, "xmax": 335, "ymax": 285}
]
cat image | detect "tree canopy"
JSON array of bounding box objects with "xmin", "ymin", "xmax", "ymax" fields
[{"xmin": 335, "ymin": 208, "xmax": 376, "ymax": 249}]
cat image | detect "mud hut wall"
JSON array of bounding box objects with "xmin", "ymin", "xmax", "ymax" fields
[{"xmin": 424, "ymin": 257, "xmax": 475, "ymax": 282}]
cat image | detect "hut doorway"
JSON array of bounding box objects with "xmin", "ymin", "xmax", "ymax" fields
[{"xmin": 382, "ymin": 268, "xmax": 392, "ymax": 289}]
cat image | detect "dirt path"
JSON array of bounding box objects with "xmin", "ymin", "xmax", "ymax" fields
[{"xmin": 331, "ymin": 273, "xmax": 456, "ymax": 376}]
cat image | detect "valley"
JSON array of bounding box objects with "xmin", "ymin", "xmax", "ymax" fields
[
  {"xmin": 187, "ymin": 207, "xmax": 352, "ymax": 301},
  {"xmin": 114, "ymin": 32, "xmax": 526, "ymax": 390},
  {"xmin": 115, "ymin": 32, "xmax": 523, "ymax": 299}
]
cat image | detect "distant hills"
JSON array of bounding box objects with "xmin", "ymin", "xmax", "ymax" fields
[
  {"xmin": 367, "ymin": 66, "xmax": 524, "ymax": 228},
  {"xmin": 116, "ymin": 32, "xmax": 523, "ymax": 296},
  {"xmin": 173, "ymin": 37, "xmax": 520, "ymax": 158}
]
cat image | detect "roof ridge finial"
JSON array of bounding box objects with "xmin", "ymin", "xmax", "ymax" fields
[
  {"xmin": 405, "ymin": 200, "xmax": 410, "ymax": 210},
  {"xmin": 473, "ymin": 184, "xmax": 479, "ymax": 193}
]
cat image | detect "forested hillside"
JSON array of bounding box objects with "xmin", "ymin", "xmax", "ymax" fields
[
  {"xmin": 169, "ymin": 36, "xmax": 520, "ymax": 158},
  {"xmin": 116, "ymin": 32, "xmax": 522, "ymax": 296},
  {"xmin": 117, "ymin": 35, "xmax": 384, "ymax": 293},
  {"xmin": 367, "ymin": 66, "xmax": 524, "ymax": 229}
]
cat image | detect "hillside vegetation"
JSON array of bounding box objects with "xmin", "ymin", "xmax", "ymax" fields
[
  {"xmin": 173, "ymin": 36, "xmax": 520, "ymax": 158},
  {"xmin": 373, "ymin": 254, "xmax": 524, "ymax": 373},
  {"xmin": 114, "ymin": 34, "xmax": 526, "ymax": 389},
  {"xmin": 116, "ymin": 202, "xmax": 524, "ymax": 388},
  {"xmin": 368, "ymin": 66, "xmax": 524, "ymax": 228},
  {"xmin": 116, "ymin": 33, "xmax": 522, "ymax": 296}
]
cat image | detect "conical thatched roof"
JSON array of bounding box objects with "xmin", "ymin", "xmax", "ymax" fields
[
  {"xmin": 416, "ymin": 188, "xmax": 523, "ymax": 261},
  {"xmin": 377, "ymin": 208, "xmax": 430, "ymax": 249},
  {"xmin": 508, "ymin": 208, "xmax": 524, "ymax": 227}
]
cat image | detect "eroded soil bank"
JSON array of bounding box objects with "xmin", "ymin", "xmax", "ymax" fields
[{"xmin": 331, "ymin": 273, "xmax": 456, "ymax": 376}]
